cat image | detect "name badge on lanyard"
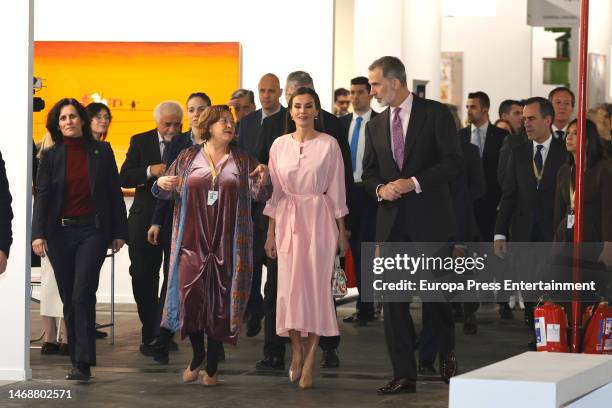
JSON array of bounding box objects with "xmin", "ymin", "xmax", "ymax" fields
[
  {"xmin": 203, "ymin": 143, "xmax": 228, "ymax": 206},
  {"xmin": 567, "ymin": 181, "xmax": 575, "ymax": 229},
  {"xmin": 207, "ymin": 190, "xmax": 219, "ymax": 206}
]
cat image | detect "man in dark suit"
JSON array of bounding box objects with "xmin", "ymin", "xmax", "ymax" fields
[
  {"xmin": 120, "ymin": 101, "xmax": 183, "ymax": 362},
  {"xmin": 494, "ymin": 97, "xmax": 566, "ymax": 348},
  {"xmin": 419, "ymin": 136, "xmax": 485, "ymax": 375},
  {"xmin": 339, "ymin": 76, "xmax": 378, "ymax": 326},
  {"xmin": 459, "ymin": 91, "xmax": 510, "ymax": 322},
  {"xmin": 498, "ymin": 99, "xmax": 524, "ymax": 136},
  {"xmin": 0, "ymin": 149, "xmax": 12, "ymax": 274},
  {"xmin": 362, "ymin": 56, "xmax": 463, "ymax": 394},
  {"xmin": 255, "ymin": 70, "xmax": 354, "ymax": 371},
  {"xmin": 238, "ymin": 73, "xmax": 284, "ymax": 337}
]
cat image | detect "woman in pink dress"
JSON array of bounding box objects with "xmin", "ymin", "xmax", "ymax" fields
[{"xmin": 264, "ymin": 87, "xmax": 349, "ymax": 389}]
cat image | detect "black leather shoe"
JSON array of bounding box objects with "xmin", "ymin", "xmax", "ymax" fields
[
  {"xmin": 463, "ymin": 314, "xmax": 478, "ymax": 335},
  {"xmin": 321, "ymin": 348, "xmax": 340, "ymax": 368},
  {"xmin": 246, "ymin": 316, "xmax": 262, "ymax": 337},
  {"xmin": 499, "ymin": 304, "xmax": 514, "ymax": 320},
  {"xmin": 140, "ymin": 342, "xmax": 169, "ymax": 364},
  {"xmin": 418, "ymin": 363, "xmax": 437, "ymax": 377},
  {"xmin": 95, "ymin": 329, "xmax": 108, "ymax": 339},
  {"xmin": 255, "ymin": 356, "xmax": 285, "ymax": 370},
  {"xmin": 439, "ymin": 351, "xmax": 458, "ymax": 384},
  {"xmin": 343, "ymin": 313, "xmax": 359, "ymax": 323},
  {"xmin": 41, "ymin": 342, "xmax": 60, "ymax": 355},
  {"xmin": 66, "ymin": 367, "xmax": 90, "ymax": 381},
  {"xmin": 377, "ymin": 378, "xmax": 416, "ymax": 395}
]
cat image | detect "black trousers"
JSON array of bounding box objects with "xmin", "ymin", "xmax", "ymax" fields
[
  {"xmin": 263, "ymin": 258, "xmax": 286, "ymax": 358},
  {"xmin": 246, "ymin": 227, "xmax": 266, "ymax": 321},
  {"xmin": 418, "ymin": 303, "xmax": 456, "ymax": 366},
  {"xmin": 350, "ymin": 184, "xmax": 376, "ymax": 319},
  {"xmin": 156, "ymin": 240, "xmax": 171, "ymax": 332},
  {"xmin": 128, "ymin": 241, "xmax": 164, "ymax": 344},
  {"xmin": 46, "ymin": 224, "xmax": 108, "ymax": 368},
  {"xmin": 385, "ymin": 224, "xmax": 455, "ymax": 379}
]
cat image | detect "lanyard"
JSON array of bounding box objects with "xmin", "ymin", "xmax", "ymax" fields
[
  {"xmin": 532, "ymin": 160, "xmax": 544, "ymax": 186},
  {"xmin": 203, "ymin": 144, "xmax": 229, "ymax": 187}
]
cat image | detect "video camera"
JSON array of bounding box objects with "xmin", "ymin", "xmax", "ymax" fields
[{"xmin": 33, "ymin": 76, "xmax": 44, "ymax": 112}]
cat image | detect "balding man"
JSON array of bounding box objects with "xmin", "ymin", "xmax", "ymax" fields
[
  {"xmin": 238, "ymin": 74, "xmax": 285, "ymax": 338},
  {"xmin": 120, "ymin": 101, "xmax": 183, "ymax": 363}
]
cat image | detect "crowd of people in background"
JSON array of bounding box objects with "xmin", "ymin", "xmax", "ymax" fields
[{"xmin": 1, "ymin": 54, "xmax": 611, "ymax": 395}]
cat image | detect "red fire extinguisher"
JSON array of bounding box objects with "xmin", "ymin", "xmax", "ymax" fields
[
  {"xmin": 534, "ymin": 301, "xmax": 569, "ymax": 353},
  {"xmin": 582, "ymin": 302, "xmax": 612, "ymax": 354}
]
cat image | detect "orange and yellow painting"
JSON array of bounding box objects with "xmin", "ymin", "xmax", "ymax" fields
[{"xmin": 33, "ymin": 41, "xmax": 240, "ymax": 167}]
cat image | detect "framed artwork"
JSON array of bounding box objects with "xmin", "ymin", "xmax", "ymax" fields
[
  {"xmin": 440, "ymin": 52, "xmax": 463, "ymax": 110},
  {"xmin": 587, "ymin": 53, "xmax": 606, "ymax": 110},
  {"xmin": 33, "ymin": 41, "xmax": 240, "ymax": 167}
]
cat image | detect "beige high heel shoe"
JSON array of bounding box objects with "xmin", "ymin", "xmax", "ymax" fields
[
  {"xmin": 182, "ymin": 365, "xmax": 200, "ymax": 383},
  {"xmin": 289, "ymin": 346, "xmax": 304, "ymax": 383}
]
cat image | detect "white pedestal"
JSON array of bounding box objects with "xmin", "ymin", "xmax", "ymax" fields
[{"xmin": 449, "ymin": 352, "xmax": 612, "ymax": 408}]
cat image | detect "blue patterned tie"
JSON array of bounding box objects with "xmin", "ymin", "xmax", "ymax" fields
[
  {"xmin": 555, "ymin": 130, "xmax": 565, "ymax": 140},
  {"xmin": 534, "ymin": 144, "xmax": 544, "ymax": 174},
  {"xmin": 350, "ymin": 116, "xmax": 362, "ymax": 172}
]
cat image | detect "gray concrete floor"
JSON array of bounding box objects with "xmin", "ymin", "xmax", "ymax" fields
[{"xmin": 0, "ymin": 302, "xmax": 531, "ymax": 407}]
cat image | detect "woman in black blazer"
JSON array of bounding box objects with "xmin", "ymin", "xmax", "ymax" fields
[
  {"xmin": 553, "ymin": 119, "xmax": 612, "ymax": 273},
  {"xmin": 32, "ymin": 98, "xmax": 128, "ymax": 381}
]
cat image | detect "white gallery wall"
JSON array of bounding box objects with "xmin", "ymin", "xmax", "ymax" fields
[
  {"xmin": 336, "ymin": 0, "xmax": 612, "ymax": 121},
  {"xmin": 0, "ymin": 0, "xmax": 33, "ymax": 382},
  {"xmin": 441, "ymin": 0, "xmax": 533, "ymax": 122},
  {"xmin": 34, "ymin": 0, "xmax": 335, "ymax": 110}
]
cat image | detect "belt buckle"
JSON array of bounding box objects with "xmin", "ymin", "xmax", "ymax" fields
[{"xmin": 61, "ymin": 218, "xmax": 68, "ymax": 227}]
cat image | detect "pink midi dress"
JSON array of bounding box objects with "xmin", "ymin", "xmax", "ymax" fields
[{"xmin": 264, "ymin": 133, "xmax": 348, "ymax": 337}]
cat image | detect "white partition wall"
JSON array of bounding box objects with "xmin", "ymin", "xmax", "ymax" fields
[{"xmin": 0, "ymin": 0, "xmax": 33, "ymax": 382}]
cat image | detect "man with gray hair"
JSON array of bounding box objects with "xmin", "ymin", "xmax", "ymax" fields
[
  {"xmin": 229, "ymin": 88, "xmax": 256, "ymax": 126},
  {"xmin": 255, "ymin": 70, "xmax": 354, "ymax": 371},
  {"xmin": 363, "ymin": 56, "xmax": 462, "ymax": 393},
  {"xmin": 120, "ymin": 100, "xmax": 183, "ymax": 364}
]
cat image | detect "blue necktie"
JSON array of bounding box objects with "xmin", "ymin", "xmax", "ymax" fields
[
  {"xmin": 350, "ymin": 116, "xmax": 363, "ymax": 172},
  {"xmin": 534, "ymin": 144, "xmax": 544, "ymax": 174},
  {"xmin": 555, "ymin": 130, "xmax": 565, "ymax": 140},
  {"xmin": 472, "ymin": 127, "xmax": 482, "ymax": 157}
]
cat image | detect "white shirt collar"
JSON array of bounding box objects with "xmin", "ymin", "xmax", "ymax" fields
[
  {"xmin": 552, "ymin": 123, "xmax": 569, "ymax": 133},
  {"xmin": 262, "ymin": 105, "xmax": 282, "ymax": 121},
  {"xmin": 471, "ymin": 121, "xmax": 489, "ymax": 134},
  {"xmin": 353, "ymin": 110, "xmax": 372, "ymax": 122},
  {"xmin": 534, "ymin": 134, "xmax": 553, "ymax": 150},
  {"xmin": 393, "ymin": 93, "xmax": 413, "ymax": 114}
]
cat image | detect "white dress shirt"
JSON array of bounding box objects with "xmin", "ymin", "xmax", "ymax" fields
[
  {"xmin": 552, "ymin": 123, "xmax": 569, "ymax": 140},
  {"xmin": 348, "ymin": 110, "xmax": 372, "ymax": 182},
  {"xmin": 146, "ymin": 133, "xmax": 170, "ymax": 179},
  {"xmin": 494, "ymin": 134, "xmax": 553, "ymax": 242},
  {"xmin": 470, "ymin": 122, "xmax": 489, "ymax": 156}
]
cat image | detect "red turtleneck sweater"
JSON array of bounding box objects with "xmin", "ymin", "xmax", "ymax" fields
[{"xmin": 62, "ymin": 137, "xmax": 96, "ymax": 218}]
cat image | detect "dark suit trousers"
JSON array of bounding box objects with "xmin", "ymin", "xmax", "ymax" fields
[
  {"xmin": 129, "ymin": 241, "xmax": 164, "ymax": 344},
  {"xmin": 247, "ymin": 227, "xmax": 266, "ymax": 320},
  {"xmin": 263, "ymin": 258, "xmax": 287, "ymax": 358},
  {"xmin": 351, "ymin": 184, "xmax": 376, "ymax": 319},
  {"xmin": 156, "ymin": 237, "xmax": 171, "ymax": 333},
  {"xmin": 385, "ymin": 226, "xmax": 455, "ymax": 379},
  {"xmin": 47, "ymin": 225, "xmax": 108, "ymax": 368}
]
